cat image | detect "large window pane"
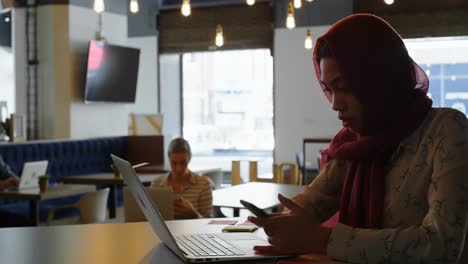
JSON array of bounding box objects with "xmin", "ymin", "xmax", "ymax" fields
[
  {"xmin": 0, "ymin": 46, "xmax": 14, "ymax": 121},
  {"xmin": 182, "ymin": 49, "xmax": 274, "ymax": 179},
  {"xmin": 405, "ymin": 37, "xmax": 468, "ymax": 115}
]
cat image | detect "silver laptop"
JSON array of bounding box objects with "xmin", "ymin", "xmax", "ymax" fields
[
  {"xmin": 111, "ymin": 154, "xmax": 284, "ymax": 263},
  {"xmin": 15, "ymin": 160, "xmax": 48, "ymax": 190}
]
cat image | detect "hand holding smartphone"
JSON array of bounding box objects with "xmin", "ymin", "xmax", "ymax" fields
[{"xmin": 240, "ymin": 200, "xmax": 270, "ymax": 218}]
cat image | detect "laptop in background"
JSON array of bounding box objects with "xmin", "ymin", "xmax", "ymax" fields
[
  {"xmin": 12, "ymin": 160, "xmax": 48, "ymax": 190},
  {"xmin": 111, "ymin": 154, "xmax": 285, "ymax": 263},
  {"xmin": 124, "ymin": 186, "xmax": 174, "ymax": 222}
]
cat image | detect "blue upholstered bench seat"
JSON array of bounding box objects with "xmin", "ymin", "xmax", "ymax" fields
[{"xmin": 0, "ymin": 137, "xmax": 127, "ymax": 222}]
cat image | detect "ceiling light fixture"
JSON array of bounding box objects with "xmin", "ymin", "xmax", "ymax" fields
[
  {"xmin": 215, "ymin": 24, "xmax": 224, "ymax": 47},
  {"xmin": 93, "ymin": 0, "xmax": 105, "ymax": 14},
  {"xmin": 286, "ymin": 2, "xmax": 296, "ymax": 29},
  {"xmin": 384, "ymin": 0, "xmax": 394, "ymax": 5},
  {"xmin": 129, "ymin": 0, "xmax": 139, "ymax": 13},
  {"xmin": 294, "ymin": 0, "xmax": 302, "ymax": 9},
  {"xmin": 246, "ymin": 0, "xmax": 255, "ymax": 6},
  {"xmin": 181, "ymin": 0, "xmax": 191, "ymax": 17},
  {"xmin": 304, "ymin": 28, "xmax": 313, "ymax": 49}
]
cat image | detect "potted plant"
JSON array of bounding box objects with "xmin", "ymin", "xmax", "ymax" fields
[
  {"xmin": 38, "ymin": 174, "xmax": 49, "ymax": 192},
  {"xmin": 110, "ymin": 163, "xmax": 120, "ymax": 178}
]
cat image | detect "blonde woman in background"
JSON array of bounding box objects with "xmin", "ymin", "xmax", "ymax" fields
[{"xmin": 151, "ymin": 138, "xmax": 212, "ymax": 219}]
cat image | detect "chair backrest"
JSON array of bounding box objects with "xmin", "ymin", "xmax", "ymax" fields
[
  {"xmin": 248, "ymin": 162, "xmax": 299, "ymax": 185},
  {"xmin": 250, "ymin": 162, "xmax": 278, "ymax": 183},
  {"xmin": 277, "ymin": 162, "xmax": 300, "ymax": 185},
  {"xmin": 74, "ymin": 188, "xmax": 110, "ymax": 224},
  {"xmin": 123, "ymin": 187, "xmax": 174, "ymax": 222},
  {"xmin": 201, "ymin": 170, "xmax": 223, "ymax": 189},
  {"xmin": 231, "ymin": 160, "xmax": 242, "ymax": 185},
  {"xmin": 232, "ymin": 160, "xmax": 269, "ymax": 185}
]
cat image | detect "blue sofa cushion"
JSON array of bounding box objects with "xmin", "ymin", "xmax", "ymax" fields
[{"xmin": 0, "ymin": 137, "xmax": 127, "ymax": 182}]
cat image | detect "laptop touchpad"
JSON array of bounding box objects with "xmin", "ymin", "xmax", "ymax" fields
[{"xmin": 230, "ymin": 239, "xmax": 269, "ymax": 249}]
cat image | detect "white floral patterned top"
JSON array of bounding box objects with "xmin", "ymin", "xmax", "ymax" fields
[{"xmin": 293, "ymin": 108, "xmax": 468, "ymax": 263}]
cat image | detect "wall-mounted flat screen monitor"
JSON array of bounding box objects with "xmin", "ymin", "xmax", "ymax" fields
[{"xmin": 84, "ymin": 40, "xmax": 140, "ymax": 103}]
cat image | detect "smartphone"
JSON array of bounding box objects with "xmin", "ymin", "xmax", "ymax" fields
[{"xmin": 239, "ymin": 199, "xmax": 270, "ymax": 218}]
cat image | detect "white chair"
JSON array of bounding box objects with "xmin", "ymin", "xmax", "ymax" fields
[
  {"xmin": 123, "ymin": 187, "xmax": 174, "ymax": 222},
  {"xmin": 201, "ymin": 170, "xmax": 223, "ymax": 189},
  {"xmin": 47, "ymin": 188, "xmax": 110, "ymax": 225}
]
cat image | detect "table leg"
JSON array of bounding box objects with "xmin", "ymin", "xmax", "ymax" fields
[
  {"xmin": 233, "ymin": 208, "xmax": 240, "ymax": 217},
  {"xmin": 29, "ymin": 200, "xmax": 39, "ymax": 226},
  {"xmin": 213, "ymin": 206, "xmax": 226, "ymax": 218},
  {"xmin": 303, "ymin": 141, "xmax": 306, "ymax": 186},
  {"xmin": 108, "ymin": 185, "xmax": 117, "ymax": 219}
]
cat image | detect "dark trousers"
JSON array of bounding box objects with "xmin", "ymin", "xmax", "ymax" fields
[{"xmin": 0, "ymin": 210, "xmax": 32, "ymax": 228}]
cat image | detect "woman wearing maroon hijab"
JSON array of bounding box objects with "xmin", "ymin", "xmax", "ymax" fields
[{"xmin": 250, "ymin": 14, "xmax": 468, "ymax": 263}]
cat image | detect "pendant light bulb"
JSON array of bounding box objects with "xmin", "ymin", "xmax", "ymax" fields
[
  {"xmin": 181, "ymin": 0, "xmax": 191, "ymax": 17},
  {"xmin": 129, "ymin": 0, "xmax": 139, "ymax": 13},
  {"xmin": 215, "ymin": 24, "xmax": 224, "ymax": 47},
  {"xmin": 246, "ymin": 0, "xmax": 255, "ymax": 6},
  {"xmin": 294, "ymin": 0, "xmax": 302, "ymax": 8},
  {"xmin": 286, "ymin": 2, "xmax": 296, "ymax": 29},
  {"xmin": 304, "ymin": 28, "xmax": 313, "ymax": 50},
  {"xmin": 384, "ymin": 0, "xmax": 394, "ymax": 5},
  {"xmin": 93, "ymin": 0, "xmax": 105, "ymax": 14}
]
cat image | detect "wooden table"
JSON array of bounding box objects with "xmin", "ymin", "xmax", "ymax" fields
[
  {"xmin": 57, "ymin": 167, "xmax": 222, "ymax": 219},
  {"xmin": 0, "ymin": 184, "xmax": 96, "ymax": 226},
  {"xmin": 213, "ymin": 182, "xmax": 305, "ymax": 217},
  {"xmin": 0, "ymin": 219, "xmax": 341, "ymax": 264}
]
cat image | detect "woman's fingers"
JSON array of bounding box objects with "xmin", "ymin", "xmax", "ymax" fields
[
  {"xmin": 248, "ymin": 216, "xmax": 265, "ymax": 227},
  {"xmin": 253, "ymin": 245, "xmax": 279, "ymax": 254},
  {"xmin": 249, "ymin": 216, "xmax": 278, "ymax": 236},
  {"xmin": 278, "ymin": 194, "xmax": 307, "ymax": 216},
  {"xmin": 268, "ymin": 236, "xmax": 281, "ymax": 246}
]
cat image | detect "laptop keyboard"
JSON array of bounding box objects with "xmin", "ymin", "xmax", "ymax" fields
[{"xmin": 175, "ymin": 234, "xmax": 245, "ymax": 257}]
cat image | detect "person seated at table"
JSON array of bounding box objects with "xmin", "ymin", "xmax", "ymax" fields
[
  {"xmin": 0, "ymin": 155, "xmax": 32, "ymax": 227},
  {"xmin": 249, "ymin": 14, "xmax": 468, "ymax": 263},
  {"xmin": 151, "ymin": 138, "xmax": 212, "ymax": 219}
]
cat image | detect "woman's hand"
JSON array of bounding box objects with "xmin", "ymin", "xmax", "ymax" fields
[
  {"xmin": 174, "ymin": 196, "xmax": 199, "ymax": 219},
  {"xmin": 248, "ymin": 194, "xmax": 332, "ymax": 255}
]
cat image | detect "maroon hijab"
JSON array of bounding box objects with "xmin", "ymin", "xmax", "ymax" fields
[{"xmin": 313, "ymin": 14, "xmax": 432, "ymax": 228}]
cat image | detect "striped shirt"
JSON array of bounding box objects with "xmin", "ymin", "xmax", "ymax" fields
[{"xmin": 151, "ymin": 171, "xmax": 213, "ymax": 218}]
